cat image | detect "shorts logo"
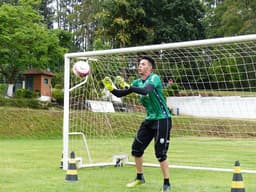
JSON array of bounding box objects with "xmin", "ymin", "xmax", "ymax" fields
[{"xmin": 160, "ymin": 138, "xmax": 165, "ymax": 144}]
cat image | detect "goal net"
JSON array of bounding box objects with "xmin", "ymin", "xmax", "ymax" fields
[{"xmin": 62, "ymin": 34, "xmax": 256, "ymax": 173}]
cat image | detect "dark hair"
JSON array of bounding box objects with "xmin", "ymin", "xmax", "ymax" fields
[{"xmin": 139, "ymin": 55, "xmax": 155, "ymax": 69}]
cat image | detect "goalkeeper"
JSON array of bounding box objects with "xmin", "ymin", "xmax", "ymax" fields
[{"xmin": 102, "ymin": 56, "xmax": 172, "ymax": 192}]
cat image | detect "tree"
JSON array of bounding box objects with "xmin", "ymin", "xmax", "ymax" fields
[
  {"xmin": 52, "ymin": 0, "xmax": 100, "ymax": 51},
  {"xmin": 38, "ymin": 0, "xmax": 55, "ymax": 28},
  {"xmin": 141, "ymin": 0, "xmax": 206, "ymax": 43},
  {"xmin": 0, "ymin": 0, "xmax": 19, "ymax": 5},
  {"xmin": 55, "ymin": 0, "xmax": 71, "ymax": 30},
  {"xmin": 68, "ymin": 0, "xmax": 100, "ymax": 51},
  {"xmin": 0, "ymin": 0, "xmax": 55, "ymax": 28},
  {"xmin": 96, "ymin": 0, "xmax": 205, "ymax": 48},
  {"xmin": 0, "ymin": 4, "xmax": 68, "ymax": 96},
  {"xmin": 96, "ymin": 0, "xmax": 152, "ymax": 48},
  {"xmin": 204, "ymin": 0, "xmax": 256, "ymax": 37}
]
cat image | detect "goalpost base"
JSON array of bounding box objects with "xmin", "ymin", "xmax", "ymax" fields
[
  {"xmin": 77, "ymin": 154, "xmax": 129, "ymax": 168},
  {"xmin": 126, "ymin": 162, "xmax": 256, "ymax": 174},
  {"xmin": 74, "ymin": 162, "xmax": 256, "ymax": 174},
  {"xmin": 74, "ymin": 156, "xmax": 256, "ymax": 174}
]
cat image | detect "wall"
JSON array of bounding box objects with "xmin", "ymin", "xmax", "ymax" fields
[{"xmin": 167, "ymin": 96, "xmax": 256, "ymax": 119}]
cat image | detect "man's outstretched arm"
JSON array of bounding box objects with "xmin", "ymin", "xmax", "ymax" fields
[{"xmin": 102, "ymin": 76, "xmax": 154, "ymax": 97}]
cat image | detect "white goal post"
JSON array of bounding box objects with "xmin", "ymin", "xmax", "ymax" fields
[{"xmin": 62, "ymin": 34, "xmax": 256, "ymax": 172}]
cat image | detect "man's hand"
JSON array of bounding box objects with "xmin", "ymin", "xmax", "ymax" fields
[
  {"xmin": 102, "ymin": 77, "xmax": 115, "ymax": 91},
  {"xmin": 115, "ymin": 76, "xmax": 130, "ymax": 89}
]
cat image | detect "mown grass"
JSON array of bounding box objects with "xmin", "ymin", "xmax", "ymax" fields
[
  {"xmin": 1, "ymin": 107, "xmax": 256, "ymax": 139},
  {"xmin": 1, "ymin": 107, "xmax": 256, "ymax": 191},
  {"xmin": 0, "ymin": 107, "xmax": 63, "ymax": 139},
  {"xmin": 1, "ymin": 139, "xmax": 256, "ymax": 192}
]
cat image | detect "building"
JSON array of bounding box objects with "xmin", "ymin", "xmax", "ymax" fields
[{"xmin": 23, "ymin": 69, "xmax": 54, "ymax": 100}]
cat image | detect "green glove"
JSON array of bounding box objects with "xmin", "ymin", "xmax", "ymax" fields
[
  {"xmin": 115, "ymin": 76, "xmax": 130, "ymax": 89},
  {"xmin": 102, "ymin": 77, "xmax": 115, "ymax": 91}
]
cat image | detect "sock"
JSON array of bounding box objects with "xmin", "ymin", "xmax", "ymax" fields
[
  {"xmin": 164, "ymin": 178, "xmax": 170, "ymax": 186},
  {"xmin": 136, "ymin": 173, "xmax": 143, "ymax": 180}
]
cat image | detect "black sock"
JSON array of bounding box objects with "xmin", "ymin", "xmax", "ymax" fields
[
  {"xmin": 164, "ymin": 178, "xmax": 170, "ymax": 186},
  {"xmin": 137, "ymin": 173, "xmax": 143, "ymax": 180}
]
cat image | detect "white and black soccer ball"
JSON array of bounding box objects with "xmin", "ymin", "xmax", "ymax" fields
[{"xmin": 72, "ymin": 61, "xmax": 90, "ymax": 78}]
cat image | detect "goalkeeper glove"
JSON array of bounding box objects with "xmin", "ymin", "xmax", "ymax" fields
[
  {"xmin": 102, "ymin": 77, "xmax": 116, "ymax": 91},
  {"xmin": 115, "ymin": 76, "xmax": 130, "ymax": 89}
]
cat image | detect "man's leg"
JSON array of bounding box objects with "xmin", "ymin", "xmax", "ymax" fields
[
  {"xmin": 126, "ymin": 156, "xmax": 145, "ymax": 188},
  {"xmin": 135, "ymin": 156, "xmax": 143, "ymax": 174},
  {"xmin": 154, "ymin": 118, "xmax": 172, "ymax": 191},
  {"xmin": 160, "ymin": 160, "xmax": 171, "ymax": 191},
  {"xmin": 126, "ymin": 120, "xmax": 154, "ymax": 188},
  {"xmin": 160, "ymin": 159, "xmax": 169, "ymax": 179}
]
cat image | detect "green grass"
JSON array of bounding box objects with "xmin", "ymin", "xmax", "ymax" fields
[
  {"xmin": 0, "ymin": 107, "xmax": 256, "ymax": 191},
  {"xmin": 0, "ymin": 107, "xmax": 63, "ymax": 139},
  {"xmin": 1, "ymin": 107, "xmax": 255, "ymax": 139},
  {"xmin": 1, "ymin": 139, "xmax": 256, "ymax": 192}
]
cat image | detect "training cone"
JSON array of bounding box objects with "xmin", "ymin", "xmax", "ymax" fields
[
  {"xmin": 231, "ymin": 161, "xmax": 245, "ymax": 192},
  {"xmin": 65, "ymin": 151, "xmax": 78, "ymax": 182},
  {"xmin": 59, "ymin": 153, "xmax": 63, "ymax": 169}
]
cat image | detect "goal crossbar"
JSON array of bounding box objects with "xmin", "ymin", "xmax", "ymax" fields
[{"xmin": 65, "ymin": 34, "xmax": 256, "ymax": 58}]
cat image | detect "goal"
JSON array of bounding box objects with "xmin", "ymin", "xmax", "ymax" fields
[{"xmin": 62, "ymin": 34, "xmax": 256, "ymax": 173}]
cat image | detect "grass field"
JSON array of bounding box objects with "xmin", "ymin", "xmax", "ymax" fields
[
  {"xmin": 0, "ymin": 107, "xmax": 255, "ymax": 191},
  {"xmin": 1, "ymin": 138, "xmax": 256, "ymax": 192}
]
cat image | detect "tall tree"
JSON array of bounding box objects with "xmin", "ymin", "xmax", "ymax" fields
[
  {"xmin": 68, "ymin": 0, "xmax": 100, "ymax": 51},
  {"xmin": 38, "ymin": 0, "xmax": 55, "ymax": 28},
  {"xmin": 0, "ymin": 0, "xmax": 19, "ymax": 5},
  {"xmin": 0, "ymin": 4, "xmax": 68, "ymax": 96},
  {"xmin": 97, "ymin": 0, "xmax": 153, "ymax": 48},
  {"xmin": 142, "ymin": 0, "xmax": 205, "ymax": 43},
  {"xmin": 55, "ymin": 0, "xmax": 71, "ymax": 30},
  {"xmin": 204, "ymin": 0, "xmax": 256, "ymax": 37},
  {"xmin": 0, "ymin": 0, "xmax": 55, "ymax": 28},
  {"xmin": 97, "ymin": 0, "xmax": 205, "ymax": 48}
]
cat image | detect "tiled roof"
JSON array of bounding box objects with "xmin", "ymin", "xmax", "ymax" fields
[{"xmin": 23, "ymin": 69, "xmax": 54, "ymax": 77}]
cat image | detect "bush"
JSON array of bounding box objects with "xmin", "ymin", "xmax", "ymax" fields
[
  {"xmin": 15, "ymin": 89, "xmax": 39, "ymax": 98},
  {"xmin": 52, "ymin": 88, "xmax": 64, "ymax": 105},
  {"xmin": 54, "ymin": 84, "xmax": 62, "ymax": 89},
  {"xmin": 0, "ymin": 84, "xmax": 7, "ymax": 97},
  {"xmin": 0, "ymin": 97, "xmax": 50, "ymax": 109},
  {"xmin": 163, "ymin": 83, "xmax": 180, "ymax": 96}
]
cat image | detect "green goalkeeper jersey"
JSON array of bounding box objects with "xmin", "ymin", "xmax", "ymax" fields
[{"xmin": 132, "ymin": 73, "xmax": 171, "ymax": 120}]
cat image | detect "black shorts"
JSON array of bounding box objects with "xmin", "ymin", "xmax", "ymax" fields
[{"xmin": 131, "ymin": 118, "xmax": 172, "ymax": 162}]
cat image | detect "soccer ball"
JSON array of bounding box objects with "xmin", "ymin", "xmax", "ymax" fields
[{"xmin": 72, "ymin": 61, "xmax": 90, "ymax": 78}]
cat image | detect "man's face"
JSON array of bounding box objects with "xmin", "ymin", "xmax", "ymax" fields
[{"xmin": 138, "ymin": 59, "xmax": 152, "ymax": 76}]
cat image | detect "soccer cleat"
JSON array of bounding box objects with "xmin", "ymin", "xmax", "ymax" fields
[
  {"xmin": 102, "ymin": 77, "xmax": 115, "ymax": 91},
  {"xmin": 162, "ymin": 184, "xmax": 171, "ymax": 192},
  {"xmin": 115, "ymin": 76, "xmax": 130, "ymax": 89},
  {"xmin": 126, "ymin": 178, "xmax": 145, "ymax": 188}
]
